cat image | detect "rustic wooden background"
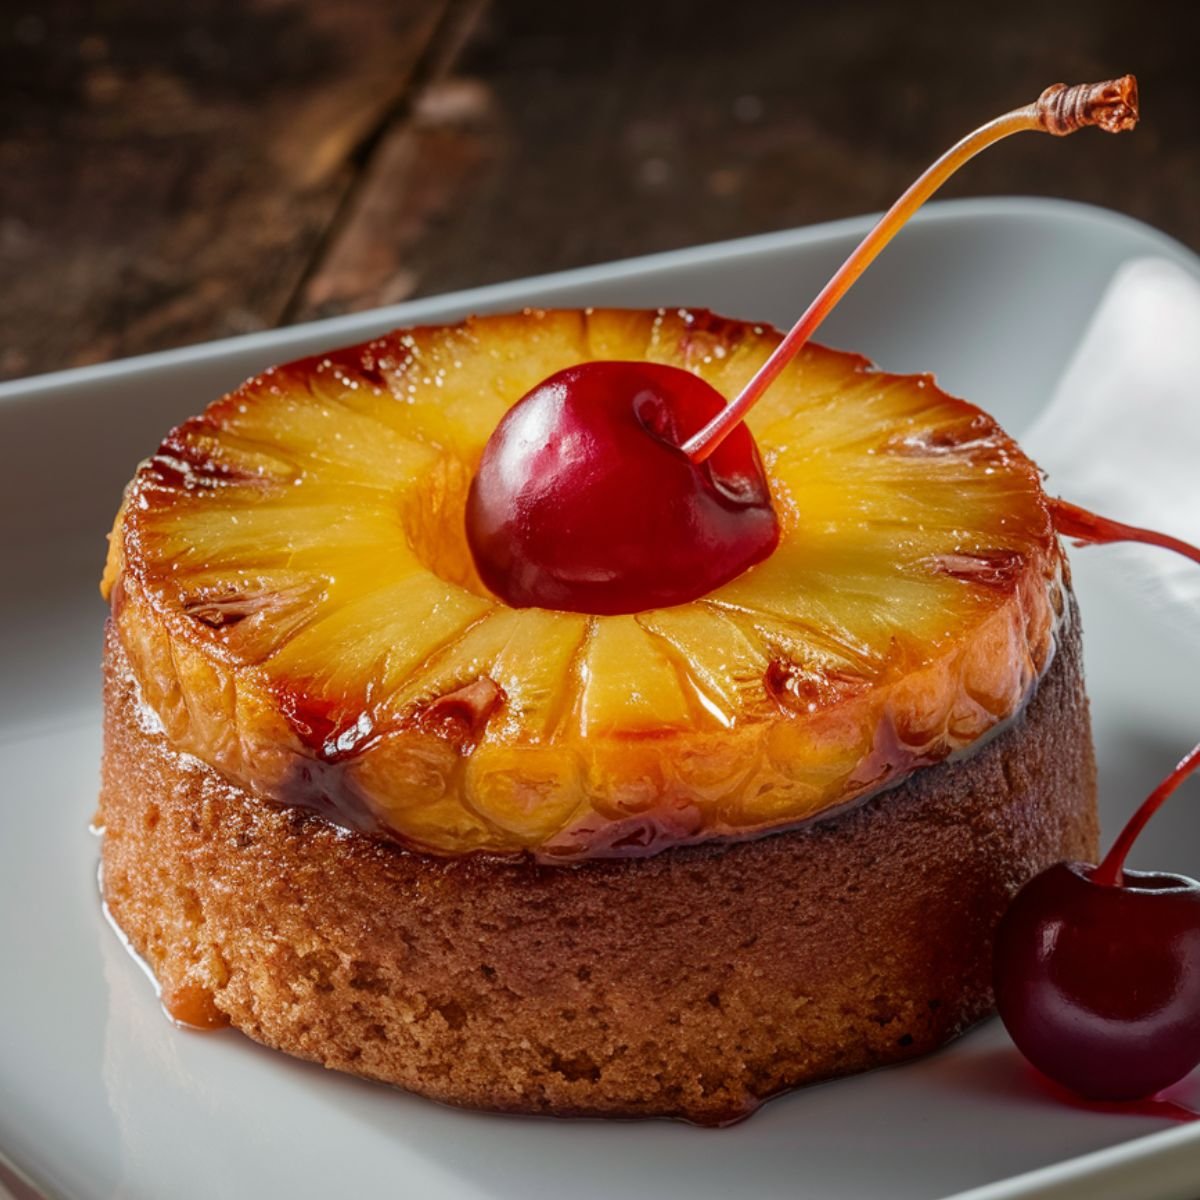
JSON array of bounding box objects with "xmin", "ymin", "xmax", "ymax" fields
[{"xmin": 2, "ymin": 0, "xmax": 1196, "ymax": 380}]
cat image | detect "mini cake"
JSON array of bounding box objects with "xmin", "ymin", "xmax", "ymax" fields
[{"xmin": 98, "ymin": 307, "xmax": 1097, "ymax": 1124}]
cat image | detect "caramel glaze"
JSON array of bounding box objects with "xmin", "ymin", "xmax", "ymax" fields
[
  {"xmin": 241, "ymin": 495, "xmax": 1200, "ymax": 866},
  {"xmin": 268, "ymin": 690, "xmax": 1051, "ymax": 865},
  {"xmin": 259, "ymin": 597, "xmax": 1068, "ymax": 866}
]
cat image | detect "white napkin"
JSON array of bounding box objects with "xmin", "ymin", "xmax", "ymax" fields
[{"xmin": 1022, "ymin": 255, "xmax": 1200, "ymax": 619}]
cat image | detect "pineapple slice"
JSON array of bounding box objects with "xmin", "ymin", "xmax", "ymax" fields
[{"xmin": 105, "ymin": 308, "xmax": 1063, "ymax": 859}]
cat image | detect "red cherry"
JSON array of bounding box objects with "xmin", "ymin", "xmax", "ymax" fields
[
  {"xmin": 465, "ymin": 361, "xmax": 779, "ymax": 614},
  {"xmin": 464, "ymin": 81, "xmax": 1135, "ymax": 614},
  {"xmin": 994, "ymin": 744, "xmax": 1200, "ymax": 1101},
  {"xmin": 994, "ymin": 862, "xmax": 1200, "ymax": 1100}
]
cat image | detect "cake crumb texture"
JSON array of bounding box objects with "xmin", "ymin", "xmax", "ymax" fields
[{"xmin": 100, "ymin": 612, "xmax": 1096, "ymax": 1124}]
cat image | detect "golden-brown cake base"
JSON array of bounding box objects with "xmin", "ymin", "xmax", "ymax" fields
[{"xmin": 99, "ymin": 612, "xmax": 1096, "ymax": 1125}]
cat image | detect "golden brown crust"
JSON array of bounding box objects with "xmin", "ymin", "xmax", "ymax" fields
[{"xmin": 99, "ymin": 610, "xmax": 1096, "ymax": 1125}]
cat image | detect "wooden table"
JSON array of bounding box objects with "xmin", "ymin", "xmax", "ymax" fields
[{"xmin": 2, "ymin": 0, "xmax": 1196, "ymax": 380}]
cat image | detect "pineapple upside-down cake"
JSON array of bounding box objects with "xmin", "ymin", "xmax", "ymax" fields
[{"xmin": 98, "ymin": 307, "xmax": 1096, "ymax": 1123}]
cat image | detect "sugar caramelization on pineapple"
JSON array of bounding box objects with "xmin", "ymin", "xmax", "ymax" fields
[{"xmin": 102, "ymin": 307, "xmax": 1063, "ymax": 859}]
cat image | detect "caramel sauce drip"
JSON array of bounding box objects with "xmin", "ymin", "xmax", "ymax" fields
[
  {"xmin": 162, "ymin": 982, "xmax": 229, "ymax": 1030},
  {"xmin": 764, "ymin": 659, "xmax": 870, "ymax": 713},
  {"xmin": 417, "ymin": 676, "xmax": 505, "ymax": 750},
  {"xmin": 930, "ymin": 549, "xmax": 1026, "ymax": 590}
]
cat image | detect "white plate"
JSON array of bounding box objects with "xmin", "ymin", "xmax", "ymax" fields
[{"xmin": 2, "ymin": 197, "xmax": 1199, "ymax": 1200}]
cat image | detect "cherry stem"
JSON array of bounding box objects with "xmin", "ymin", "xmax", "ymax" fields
[
  {"xmin": 1049, "ymin": 497, "xmax": 1200, "ymax": 569},
  {"xmin": 1093, "ymin": 743, "xmax": 1200, "ymax": 887},
  {"xmin": 1048, "ymin": 495, "xmax": 1200, "ymax": 886},
  {"xmin": 682, "ymin": 76, "xmax": 1139, "ymax": 464}
]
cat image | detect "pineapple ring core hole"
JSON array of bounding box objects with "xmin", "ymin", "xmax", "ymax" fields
[{"xmin": 401, "ymin": 454, "xmax": 493, "ymax": 599}]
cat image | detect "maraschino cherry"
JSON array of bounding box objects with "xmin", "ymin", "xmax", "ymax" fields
[
  {"xmin": 993, "ymin": 505, "xmax": 1200, "ymax": 1104},
  {"xmin": 466, "ymin": 361, "xmax": 777, "ymax": 613},
  {"xmin": 995, "ymin": 746, "xmax": 1200, "ymax": 1101},
  {"xmin": 465, "ymin": 76, "xmax": 1139, "ymax": 614}
]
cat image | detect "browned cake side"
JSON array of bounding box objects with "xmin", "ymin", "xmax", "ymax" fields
[{"xmin": 98, "ymin": 609, "xmax": 1097, "ymax": 1126}]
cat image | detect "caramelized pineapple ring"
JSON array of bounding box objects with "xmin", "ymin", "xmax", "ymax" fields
[{"xmin": 105, "ymin": 308, "xmax": 1063, "ymax": 860}]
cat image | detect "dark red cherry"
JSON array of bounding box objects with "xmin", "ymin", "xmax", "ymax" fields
[
  {"xmin": 994, "ymin": 862, "xmax": 1200, "ymax": 1100},
  {"xmin": 465, "ymin": 361, "xmax": 779, "ymax": 614},
  {"xmin": 464, "ymin": 80, "xmax": 1137, "ymax": 615}
]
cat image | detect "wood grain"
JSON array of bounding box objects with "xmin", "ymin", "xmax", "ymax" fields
[
  {"xmin": 3, "ymin": 0, "xmax": 1197, "ymax": 377},
  {"xmin": 0, "ymin": 0, "xmax": 450, "ymax": 377},
  {"xmin": 295, "ymin": 0, "xmax": 1200, "ymax": 319}
]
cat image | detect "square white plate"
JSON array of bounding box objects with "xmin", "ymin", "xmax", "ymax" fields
[{"xmin": 2, "ymin": 197, "xmax": 1199, "ymax": 1200}]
